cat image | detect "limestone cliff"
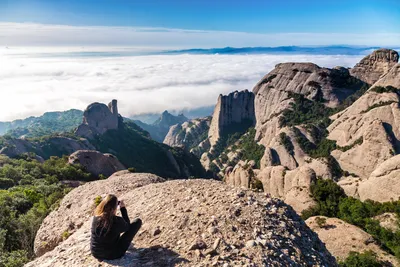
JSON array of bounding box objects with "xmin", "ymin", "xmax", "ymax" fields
[
  {"xmin": 208, "ymin": 90, "xmax": 255, "ymax": 148},
  {"xmin": 29, "ymin": 171, "xmax": 336, "ymax": 266}
]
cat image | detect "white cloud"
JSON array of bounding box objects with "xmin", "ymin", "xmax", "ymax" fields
[
  {"xmin": 0, "ymin": 22, "xmax": 400, "ymax": 47},
  {"xmin": 0, "ymin": 49, "xmax": 364, "ymax": 121}
]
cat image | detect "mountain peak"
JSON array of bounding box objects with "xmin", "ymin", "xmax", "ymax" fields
[{"xmin": 350, "ymin": 48, "xmax": 399, "ymax": 85}]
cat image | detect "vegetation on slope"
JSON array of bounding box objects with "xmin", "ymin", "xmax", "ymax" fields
[
  {"xmin": 0, "ymin": 155, "xmax": 92, "ymax": 267},
  {"xmin": 92, "ymin": 120, "xmax": 206, "ymax": 178},
  {"xmin": 302, "ymin": 179, "xmax": 400, "ymax": 261},
  {"xmin": 279, "ymin": 93, "xmax": 334, "ymax": 128},
  {"xmin": 340, "ymin": 251, "xmax": 385, "ymax": 267},
  {"xmin": 0, "ymin": 110, "xmax": 83, "ymax": 138}
]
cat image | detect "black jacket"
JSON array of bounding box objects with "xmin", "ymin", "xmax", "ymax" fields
[{"xmin": 90, "ymin": 207, "xmax": 130, "ymax": 259}]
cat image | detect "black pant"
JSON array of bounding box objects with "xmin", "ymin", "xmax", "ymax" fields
[{"xmin": 110, "ymin": 218, "xmax": 142, "ymax": 259}]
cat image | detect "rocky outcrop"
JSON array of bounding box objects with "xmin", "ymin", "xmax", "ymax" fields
[
  {"xmin": 257, "ymin": 166, "xmax": 316, "ymax": 213},
  {"xmin": 163, "ymin": 117, "xmax": 211, "ymax": 155},
  {"xmin": 306, "ymin": 216, "xmax": 398, "ymax": 265},
  {"xmin": 328, "ymin": 69, "xmax": 400, "ymax": 179},
  {"xmin": 208, "ymin": 90, "xmax": 255, "ymax": 147},
  {"xmin": 224, "ymin": 160, "xmax": 257, "ymax": 189},
  {"xmin": 75, "ymin": 100, "xmax": 119, "ymax": 139},
  {"xmin": 374, "ymin": 63, "xmax": 400, "ymax": 89},
  {"xmin": 373, "ymin": 213, "xmax": 399, "ymax": 232},
  {"xmin": 357, "ymin": 154, "xmax": 400, "ymax": 202},
  {"xmin": 30, "ymin": 174, "xmax": 336, "ymax": 266},
  {"xmin": 34, "ymin": 171, "xmax": 165, "ymax": 256},
  {"xmin": 68, "ymin": 150, "xmax": 125, "ymax": 177},
  {"xmin": 350, "ymin": 49, "xmax": 399, "ymax": 85},
  {"xmin": 253, "ymin": 62, "xmax": 365, "ymax": 148}
]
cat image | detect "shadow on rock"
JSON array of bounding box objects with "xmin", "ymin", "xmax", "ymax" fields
[{"xmin": 103, "ymin": 245, "xmax": 189, "ymax": 267}]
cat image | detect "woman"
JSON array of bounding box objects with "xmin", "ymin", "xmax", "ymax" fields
[{"xmin": 90, "ymin": 194, "xmax": 142, "ymax": 260}]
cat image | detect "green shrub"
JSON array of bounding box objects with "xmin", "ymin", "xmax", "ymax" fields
[
  {"xmin": 339, "ymin": 251, "xmax": 383, "ymax": 267},
  {"xmin": 362, "ymin": 101, "xmax": 397, "ymax": 113},
  {"xmin": 61, "ymin": 230, "xmax": 70, "ymax": 240},
  {"xmin": 370, "ymin": 86, "xmax": 399, "ymax": 94},
  {"xmin": 337, "ymin": 137, "xmax": 363, "ymax": 152},
  {"xmin": 128, "ymin": 167, "xmax": 136, "ymax": 173},
  {"xmin": 93, "ymin": 196, "xmax": 102, "ymax": 207},
  {"xmin": 315, "ymin": 216, "xmax": 327, "ymax": 228}
]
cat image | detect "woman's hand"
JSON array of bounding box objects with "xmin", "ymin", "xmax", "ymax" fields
[{"xmin": 119, "ymin": 200, "xmax": 126, "ymax": 208}]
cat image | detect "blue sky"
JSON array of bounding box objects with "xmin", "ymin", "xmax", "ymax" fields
[{"xmin": 0, "ymin": 0, "xmax": 399, "ymax": 47}]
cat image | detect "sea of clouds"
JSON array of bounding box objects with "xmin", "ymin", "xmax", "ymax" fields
[{"xmin": 0, "ymin": 48, "xmax": 364, "ymax": 121}]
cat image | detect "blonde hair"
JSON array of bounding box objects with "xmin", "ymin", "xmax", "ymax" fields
[{"xmin": 94, "ymin": 194, "xmax": 118, "ymax": 234}]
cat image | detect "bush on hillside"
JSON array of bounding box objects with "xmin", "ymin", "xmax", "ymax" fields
[
  {"xmin": 303, "ymin": 179, "xmax": 400, "ymax": 260},
  {"xmin": 339, "ymin": 251, "xmax": 383, "ymax": 267}
]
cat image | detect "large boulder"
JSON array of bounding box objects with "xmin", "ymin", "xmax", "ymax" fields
[
  {"xmin": 350, "ymin": 49, "xmax": 399, "ymax": 85},
  {"xmin": 68, "ymin": 150, "xmax": 126, "ymax": 177},
  {"xmin": 306, "ymin": 216, "xmax": 398, "ymax": 265},
  {"xmin": 29, "ymin": 176, "xmax": 336, "ymax": 266},
  {"xmin": 75, "ymin": 100, "xmax": 119, "ymax": 139},
  {"xmin": 33, "ymin": 171, "xmax": 165, "ymax": 256},
  {"xmin": 358, "ymin": 154, "xmax": 400, "ymax": 202}
]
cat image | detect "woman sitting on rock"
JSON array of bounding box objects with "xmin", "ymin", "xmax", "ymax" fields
[{"xmin": 90, "ymin": 194, "xmax": 142, "ymax": 260}]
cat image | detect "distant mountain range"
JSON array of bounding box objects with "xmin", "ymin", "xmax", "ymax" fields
[
  {"xmin": 162, "ymin": 46, "xmax": 400, "ymax": 55},
  {"xmin": 0, "ymin": 109, "xmax": 83, "ymax": 137}
]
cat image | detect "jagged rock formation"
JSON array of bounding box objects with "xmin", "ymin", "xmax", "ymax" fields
[
  {"xmin": 163, "ymin": 117, "xmax": 211, "ymax": 157},
  {"xmin": 68, "ymin": 150, "xmax": 126, "ymax": 177},
  {"xmin": 34, "ymin": 171, "xmax": 164, "ymax": 256},
  {"xmin": 75, "ymin": 100, "xmax": 119, "ymax": 139},
  {"xmin": 208, "ymin": 90, "xmax": 255, "ymax": 147},
  {"xmin": 306, "ymin": 216, "xmax": 398, "ymax": 265},
  {"xmin": 224, "ymin": 160, "xmax": 257, "ymax": 188},
  {"xmin": 29, "ymin": 173, "xmax": 336, "ymax": 266},
  {"xmin": 135, "ymin": 111, "xmax": 188, "ymax": 142},
  {"xmin": 350, "ymin": 49, "xmax": 399, "ymax": 85},
  {"xmin": 257, "ymin": 166, "xmax": 317, "ymax": 213}
]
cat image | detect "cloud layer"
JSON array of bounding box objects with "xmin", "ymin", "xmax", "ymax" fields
[
  {"xmin": 1, "ymin": 22, "xmax": 400, "ymax": 47},
  {"xmin": 0, "ymin": 49, "xmax": 364, "ymax": 121}
]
